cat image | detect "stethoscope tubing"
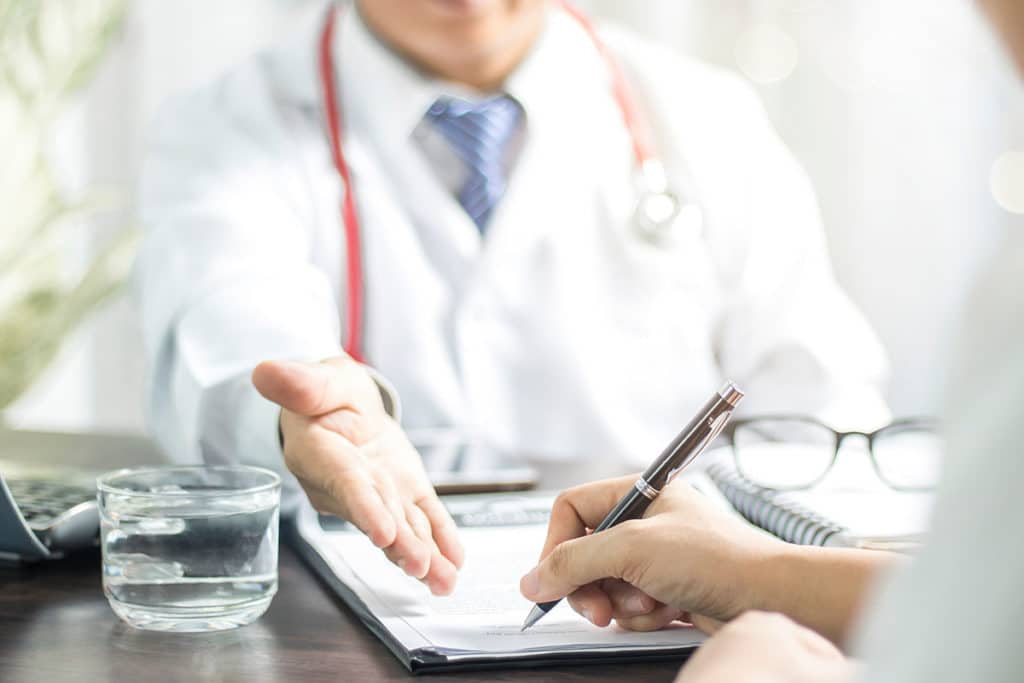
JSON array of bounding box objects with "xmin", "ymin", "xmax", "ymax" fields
[{"xmin": 317, "ymin": 1, "xmax": 678, "ymax": 362}]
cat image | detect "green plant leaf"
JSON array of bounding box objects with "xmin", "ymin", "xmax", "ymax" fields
[{"xmin": 0, "ymin": 0, "xmax": 135, "ymax": 411}]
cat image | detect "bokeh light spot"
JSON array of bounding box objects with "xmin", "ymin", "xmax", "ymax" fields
[
  {"xmin": 734, "ymin": 24, "xmax": 800, "ymax": 85},
  {"xmin": 990, "ymin": 151, "xmax": 1024, "ymax": 215}
]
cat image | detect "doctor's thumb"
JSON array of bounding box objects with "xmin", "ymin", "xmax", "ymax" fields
[{"xmin": 252, "ymin": 359, "xmax": 347, "ymax": 417}]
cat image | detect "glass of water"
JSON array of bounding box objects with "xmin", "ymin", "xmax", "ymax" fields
[{"xmin": 98, "ymin": 465, "xmax": 281, "ymax": 632}]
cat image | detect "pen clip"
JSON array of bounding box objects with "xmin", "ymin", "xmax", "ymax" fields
[{"xmin": 665, "ymin": 410, "xmax": 733, "ymax": 484}]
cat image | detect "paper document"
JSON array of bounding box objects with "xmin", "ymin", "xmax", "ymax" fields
[{"xmin": 293, "ymin": 492, "xmax": 704, "ymax": 672}]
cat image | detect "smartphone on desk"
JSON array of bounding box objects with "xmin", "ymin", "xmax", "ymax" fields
[{"xmin": 412, "ymin": 431, "xmax": 539, "ymax": 496}]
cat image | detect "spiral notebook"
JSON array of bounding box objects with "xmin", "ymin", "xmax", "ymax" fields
[{"xmin": 705, "ymin": 463, "xmax": 934, "ymax": 550}]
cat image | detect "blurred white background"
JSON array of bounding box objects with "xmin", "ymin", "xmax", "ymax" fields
[{"xmin": 7, "ymin": 0, "xmax": 1024, "ymax": 436}]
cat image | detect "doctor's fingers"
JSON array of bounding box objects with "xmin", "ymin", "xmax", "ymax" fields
[
  {"xmin": 379, "ymin": 510, "xmax": 460, "ymax": 595},
  {"xmin": 405, "ymin": 500, "xmax": 432, "ymax": 544},
  {"xmin": 540, "ymin": 475, "xmax": 639, "ymax": 561},
  {"xmin": 317, "ymin": 408, "xmax": 379, "ymax": 446},
  {"xmin": 380, "ymin": 519, "xmax": 432, "ymax": 581},
  {"xmin": 403, "ymin": 499, "xmax": 459, "ymax": 595},
  {"xmin": 416, "ymin": 494, "xmax": 465, "ymax": 570},
  {"xmin": 299, "ymin": 470, "xmax": 396, "ymax": 550},
  {"xmin": 421, "ymin": 545, "xmax": 459, "ymax": 596},
  {"xmin": 370, "ymin": 470, "xmax": 459, "ymax": 594},
  {"xmin": 284, "ymin": 425, "xmax": 398, "ymax": 548},
  {"xmin": 371, "ymin": 469, "xmax": 432, "ymax": 579},
  {"xmin": 252, "ymin": 357, "xmax": 381, "ymax": 418},
  {"xmin": 521, "ymin": 520, "xmax": 644, "ymax": 604}
]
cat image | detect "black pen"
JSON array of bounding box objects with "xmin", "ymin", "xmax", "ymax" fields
[{"xmin": 520, "ymin": 381, "xmax": 744, "ymax": 632}]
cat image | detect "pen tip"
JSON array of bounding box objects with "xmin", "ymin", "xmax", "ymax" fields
[{"xmin": 520, "ymin": 605, "xmax": 544, "ymax": 632}]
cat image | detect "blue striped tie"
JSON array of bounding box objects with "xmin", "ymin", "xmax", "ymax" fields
[{"xmin": 426, "ymin": 95, "xmax": 523, "ymax": 232}]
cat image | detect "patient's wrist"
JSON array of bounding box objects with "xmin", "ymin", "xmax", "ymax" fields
[
  {"xmin": 745, "ymin": 543, "xmax": 888, "ymax": 646},
  {"xmin": 737, "ymin": 539, "xmax": 804, "ymax": 618}
]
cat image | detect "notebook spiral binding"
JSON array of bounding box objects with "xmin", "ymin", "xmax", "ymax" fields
[{"xmin": 705, "ymin": 464, "xmax": 844, "ymax": 546}]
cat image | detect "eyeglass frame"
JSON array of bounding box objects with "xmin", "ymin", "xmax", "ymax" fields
[{"xmin": 722, "ymin": 415, "xmax": 941, "ymax": 492}]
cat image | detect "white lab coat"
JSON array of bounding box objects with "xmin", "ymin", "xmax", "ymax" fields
[{"xmin": 135, "ymin": 2, "xmax": 889, "ymax": 489}]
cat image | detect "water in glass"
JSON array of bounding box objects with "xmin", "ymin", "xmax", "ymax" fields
[{"xmin": 99, "ymin": 466, "xmax": 280, "ymax": 632}]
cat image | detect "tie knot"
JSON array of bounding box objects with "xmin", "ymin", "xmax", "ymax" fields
[
  {"xmin": 425, "ymin": 95, "xmax": 524, "ymax": 231},
  {"xmin": 426, "ymin": 95, "xmax": 523, "ymax": 166}
]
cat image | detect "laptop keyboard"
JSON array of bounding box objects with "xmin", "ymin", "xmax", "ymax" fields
[{"xmin": 6, "ymin": 479, "xmax": 95, "ymax": 527}]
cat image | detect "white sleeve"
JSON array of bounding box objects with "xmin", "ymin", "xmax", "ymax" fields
[
  {"xmin": 135, "ymin": 73, "xmax": 343, "ymax": 509},
  {"xmin": 713, "ymin": 85, "xmax": 890, "ymax": 430},
  {"xmin": 854, "ymin": 232, "xmax": 1024, "ymax": 681}
]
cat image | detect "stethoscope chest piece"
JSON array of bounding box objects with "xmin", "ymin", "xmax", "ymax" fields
[{"xmin": 632, "ymin": 160, "xmax": 703, "ymax": 246}]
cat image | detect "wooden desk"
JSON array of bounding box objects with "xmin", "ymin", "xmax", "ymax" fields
[
  {"xmin": 0, "ymin": 546, "xmax": 683, "ymax": 683},
  {"xmin": 0, "ymin": 430, "xmax": 684, "ymax": 683}
]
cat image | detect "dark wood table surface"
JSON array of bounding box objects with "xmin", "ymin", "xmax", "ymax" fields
[
  {"xmin": 0, "ymin": 545, "xmax": 683, "ymax": 683},
  {"xmin": 0, "ymin": 430, "xmax": 684, "ymax": 683}
]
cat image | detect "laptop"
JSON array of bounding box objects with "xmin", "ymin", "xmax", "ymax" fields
[{"xmin": 0, "ymin": 429, "xmax": 164, "ymax": 562}]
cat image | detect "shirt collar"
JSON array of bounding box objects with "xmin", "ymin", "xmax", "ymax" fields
[
  {"xmin": 504, "ymin": 7, "xmax": 611, "ymax": 129},
  {"xmin": 335, "ymin": 3, "xmax": 610, "ymax": 146},
  {"xmin": 337, "ymin": 5, "xmax": 445, "ymax": 142}
]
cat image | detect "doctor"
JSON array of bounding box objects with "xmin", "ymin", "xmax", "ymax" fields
[{"xmin": 137, "ymin": 0, "xmax": 888, "ymax": 594}]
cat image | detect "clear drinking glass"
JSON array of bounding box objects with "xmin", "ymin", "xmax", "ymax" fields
[{"xmin": 97, "ymin": 465, "xmax": 281, "ymax": 632}]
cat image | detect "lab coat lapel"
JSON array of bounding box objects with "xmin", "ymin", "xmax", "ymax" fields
[
  {"xmin": 377, "ymin": 134, "xmax": 484, "ymax": 278},
  {"xmin": 479, "ymin": 123, "xmax": 583, "ymax": 268},
  {"xmin": 479, "ymin": 9, "xmax": 615, "ymax": 269},
  {"xmin": 334, "ymin": 4, "xmax": 483, "ymax": 279}
]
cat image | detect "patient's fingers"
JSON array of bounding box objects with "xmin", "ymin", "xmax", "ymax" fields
[
  {"xmin": 684, "ymin": 612, "xmax": 725, "ymax": 634},
  {"xmin": 603, "ymin": 579, "xmax": 658, "ymax": 618},
  {"xmin": 540, "ymin": 475, "xmax": 638, "ymax": 560},
  {"xmin": 614, "ymin": 604, "xmax": 685, "ymax": 632},
  {"xmin": 567, "ymin": 583, "xmax": 614, "ymax": 626},
  {"xmin": 568, "ymin": 580, "xmax": 658, "ymax": 627}
]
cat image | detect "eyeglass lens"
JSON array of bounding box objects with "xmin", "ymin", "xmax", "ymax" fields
[
  {"xmin": 732, "ymin": 419, "xmax": 836, "ymax": 489},
  {"xmin": 871, "ymin": 423, "xmax": 943, "ymax": 490},
  {"xmin": 732, "ymin": 418, "xmax": 942, "ymax": 491}
]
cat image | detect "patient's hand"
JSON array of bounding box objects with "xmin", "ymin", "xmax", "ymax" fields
[
  {"xmin": 519, "ymin": 475, "xmax": 784, "ymax": 630},
  {"xmin": 253, "ymin": 356, "xmax": 464, "ymax": 595},
  {"xmin": 675, "ymin": 611, "xmax": 853, "ymax": 683}
]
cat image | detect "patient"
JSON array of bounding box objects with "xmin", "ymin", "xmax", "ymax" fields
[{"xmin": 520, "ymin": 1, "xmax": 1024, "ymax": 681}]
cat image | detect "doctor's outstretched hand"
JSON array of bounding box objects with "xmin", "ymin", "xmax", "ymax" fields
[{"xmin": 252, "ymin": 356, "xmax": 464, "ymax": 595}]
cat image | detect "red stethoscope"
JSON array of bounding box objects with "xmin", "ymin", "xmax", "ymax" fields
[{"xmin": 318, "ymin": 1, "xmax": 698, "ymax": 363}]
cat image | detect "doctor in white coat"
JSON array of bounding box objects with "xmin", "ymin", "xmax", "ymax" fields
[{"xmin": 136, "ymin": 0, "xmax": 889, "ymax": 595}]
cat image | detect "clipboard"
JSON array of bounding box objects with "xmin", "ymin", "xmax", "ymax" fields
[{"xmin": 285, "ymin": 492, "xmax": 703, "ymax": 674}]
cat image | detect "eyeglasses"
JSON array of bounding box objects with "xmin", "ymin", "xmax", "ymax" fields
[{"xmin": 723, "ymin": 416, "xmax": 942, "ymax": 491}]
